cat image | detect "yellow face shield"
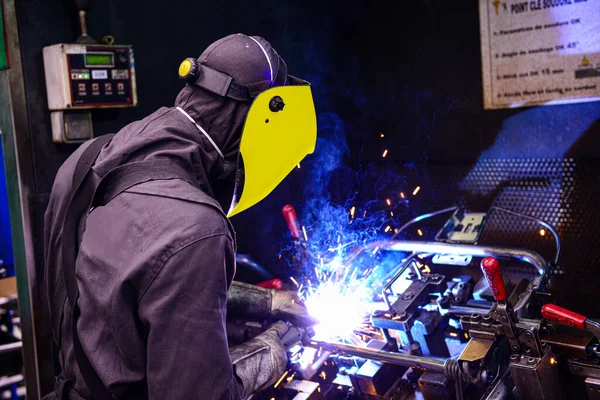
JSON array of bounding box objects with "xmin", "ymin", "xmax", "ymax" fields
[{"xmin": 227, "ymin": 82, "xmax": 317, "ymax": 217}]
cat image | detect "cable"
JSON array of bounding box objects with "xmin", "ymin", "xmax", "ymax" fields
[
  {"xmin": 488, "ymin": 206, "xmax": 561, "ymax": 265},
  {"xmin": 391, "ymin": 206, "xmax": 459, "ymax": 240}
]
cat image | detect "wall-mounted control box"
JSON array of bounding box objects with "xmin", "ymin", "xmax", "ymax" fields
[
  {"xmin": 43, "ymin": 43, "xmax": 138, "ymax": 110},
  {"xmin": 43, "ymin": 43, "xmax": 138, "ymax": 143}
]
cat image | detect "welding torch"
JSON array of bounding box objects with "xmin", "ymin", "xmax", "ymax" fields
[{"xmin": 280, "ymin": 323, "xmax": 315, "ymax": 350}]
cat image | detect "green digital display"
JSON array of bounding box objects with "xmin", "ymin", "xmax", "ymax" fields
[{"xmin": 85, "ymin": 53, "xmax": 113, "ymax": 66}]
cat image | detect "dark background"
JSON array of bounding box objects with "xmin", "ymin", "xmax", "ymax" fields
[{"xmin": 14, "ymin": 0, "xmax": 600, "ymax": 317}]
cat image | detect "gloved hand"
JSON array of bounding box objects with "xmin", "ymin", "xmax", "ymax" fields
[
  {"xmin": 228, "ymin": 281, "xmax": 317, "ymax": 327},
  {"xmin": 230, "ymin": 321, "xmax": 289, "ymax": 397},
  {"xmin": 271, "ymin": 289, "xmax": 317, "ymax": 327}
]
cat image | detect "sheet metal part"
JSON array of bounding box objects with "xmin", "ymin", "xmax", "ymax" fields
[
  {"xmin": 459, "ymin": 338, "xmax": 494, "ymax": 363},
  {"xmin": 509, "ymin": 347, "xmax": 564, "ymax": 400}
]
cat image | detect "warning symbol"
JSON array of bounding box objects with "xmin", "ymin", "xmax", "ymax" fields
[
  {"xmin": 493, "ymin": 0, "xmax": 501, "ymax": 15},
  {"xmin": 581, "ymin": 56, "xmax": 590, "ymax": 67}
]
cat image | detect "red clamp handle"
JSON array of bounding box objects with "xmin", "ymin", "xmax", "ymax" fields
[
  {"xmin": 257, "ymin": 278, "xmax": 284, "ymax": 290},
  {"xmin": 541, "ymin": 304, "xmax": 587, "ymax": 330},
  {"xmin": 282, "ymin": 205, "xmax": 301, "ymax": 239},
  {"xmin": 480, "ymin": 257, "xmax": 508, "ymax": 302}
]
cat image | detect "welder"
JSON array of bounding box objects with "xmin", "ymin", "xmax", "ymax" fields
[{"xmin": 43, "ymin": 34, "xmax": 317, "ymax": 399}]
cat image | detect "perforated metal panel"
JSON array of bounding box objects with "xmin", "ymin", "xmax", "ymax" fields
[
  {"xmin": 459, "ymin": 159, "xmax": 575, "ymax": 274},
  {"xmin": 425, "ymin": 158, "xmax": 600, "ymax": 315},
  {"xmin": 455, "ymin": 159, "xmax": 600, "ymax": 277}
]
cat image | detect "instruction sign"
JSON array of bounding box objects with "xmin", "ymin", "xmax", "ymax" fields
[{"xmin": 479, "ymin": 0, "xmax": 600, "ymax": 109}]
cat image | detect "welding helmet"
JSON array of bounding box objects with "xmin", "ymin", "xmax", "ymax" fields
[{"xmin": 178, "ymin": 34, "xmax": 317, "ymax": 217}]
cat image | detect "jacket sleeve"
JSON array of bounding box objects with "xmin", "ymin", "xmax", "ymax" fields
[{"xmin": 138, "ymin": 233, "xmax": 245, "ymax": 400}]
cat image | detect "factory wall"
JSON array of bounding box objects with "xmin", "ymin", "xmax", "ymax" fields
[{"xmin": 13, "ymin": 0, "xmax": 600, "ymax": 319}]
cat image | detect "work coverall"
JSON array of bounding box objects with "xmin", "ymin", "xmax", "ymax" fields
[{"xmin": 44, "ymin": 83, "xmax": 286, "ymax": 399}]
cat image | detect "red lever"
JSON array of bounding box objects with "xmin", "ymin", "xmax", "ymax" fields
[
  {"xmin": 480, "ymin": 257, "xmax": 507, "ymax": 301},
  {"xmin": 282, "ymin": 205, "xmax": 301, "ymax": 239},
  {"xmin": 257, "ymin": 278, "xmax": 284, "ymax": 290},
  {"xmin": 542, "ymin": 304, "xmax": 587, "ymax": 330}
]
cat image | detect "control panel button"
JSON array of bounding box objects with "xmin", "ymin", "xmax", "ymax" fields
[
  {"xmin": 112, "ymin": 69, "xmax": 129, "ymax": 79},
  {"xmin": 104, "ymin": 83, "xmax": 113, "ymax": 93},
  {"xmin": 117, "ymin": 82, "xmax": 125, "ymax": 91},
  {"xmin": 92, "ymin": 70, "xmax": 108, "ymax": 79},
  {"xmin": 78, "ymin": 83, "xmax": 87, "ymax": 94},
  {"xmin": 92, "ymin": 83, "xmax": 99, "ymax": 91}
]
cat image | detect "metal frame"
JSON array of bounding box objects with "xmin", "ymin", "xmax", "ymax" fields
[{"xmin": 0, "ymin": 0, "xmax": 49, "ymax": 397}]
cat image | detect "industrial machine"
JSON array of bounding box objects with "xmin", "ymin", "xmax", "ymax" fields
[
  {"xmin": 42, "ymin": 0, "xmax": 137, "ymax": 143},
  {"xmin": 248, "ymin": 206, "xmax": 600, "ymax": 400}
]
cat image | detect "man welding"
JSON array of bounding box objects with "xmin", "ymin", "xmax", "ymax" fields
[{"xmin": 43, "ymin": 34, "xmax": 317, "ymax": 399}]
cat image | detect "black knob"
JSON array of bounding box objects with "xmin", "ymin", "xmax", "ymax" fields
[
  {"xmin": 74, "ymin": 0, "xmax": 92, "ymax": 11},
  {"xmin": 269, "ymin": 96, "xmax": 285, "ymax": 112}
]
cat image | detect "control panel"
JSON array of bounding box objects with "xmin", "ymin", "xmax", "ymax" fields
[{"xmin": 43, "ymin": 43, "xmax": 138, "ymax": 110}]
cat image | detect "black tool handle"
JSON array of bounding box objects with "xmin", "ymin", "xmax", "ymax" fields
[{"xmin": 281, "ymin": 326, "xmax": 304, "ymax": 350}]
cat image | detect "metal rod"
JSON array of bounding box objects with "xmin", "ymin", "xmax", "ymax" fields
[
  {"xmin": 391, "ymin": 206, "xmax": 459, "ymax": 240},
  {"xmin": 311, "ymin": 341, "xmax": 446, "ymax": 372},
  {"xmin": 448, "ymin": 305, "xmax": 493, "ymax": 316},
  {"xmin": 0, "ymin": 374, "xmax": 23, "ymax": 389},
  {"xmin": 489, "ymin": 206, "xmax": 561, "ymax": 265},
  {"xmin": 0, "ymin": 342, "xmax": 22, "ymax": 355},
  {"xmin": 370, "ymin": 241, "xmax": 548, "ymax": 277}
]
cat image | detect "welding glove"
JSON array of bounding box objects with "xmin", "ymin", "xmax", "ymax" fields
[
  {"xmin": 230, "ymin": 320, "xmax": 289, "ymax": 397},
  {"xmin": 228, "ymin": 281, "xmax": 317, "ymax": 327}
]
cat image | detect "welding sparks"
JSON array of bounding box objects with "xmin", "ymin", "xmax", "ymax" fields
[
  {"xmin": 290, "ymin": 276, "xmax": 299, "ymax": 287},
  {"xmin": 385, "ymin": 226, "xmax": 391, "ymax": 233},
  {"xmin": 274, "ymin": 370, "xmax": 289, "ymax": 388},
  {"xmin": 386, "ymin": 198, "xmax": 391, "ymax": 206},
  {"xmin": 320, "ymin": 371, "xmax": 327, "ymax": 380},
  {"xmin": 350, "ymin": 206, "xmax": 356, "ymax": 218},
  {"xmin": 380, "ymin": 133, "xmax": 385, "ymax": 138},
  {"xmin": 413, "ymin": 186, "xmax": 421, "ymax": 195},
  {"xmin": 302, "ymin": 226, "xmax": 309, "ymax": 241},
  {"xmin": 297, "ymin": 163, "xmax": 301, "ymax": 169},
  {"xmin": 400, "ymin": 192, "xmax": 405, "ymax": 199},
  {"xmin": 417, "ymin": 229, "xmax": 423, "ymax": 236},
  {"xmin": 539, "ymin": 229, "xmax": 546, "ymax": 236},
  {"xmin": 305, "ymin": 280, "xmax": 375, "ymax": 341},
  {"xmin": 382, "ymin": 149, "xmax": 388, "ymax": 158}
]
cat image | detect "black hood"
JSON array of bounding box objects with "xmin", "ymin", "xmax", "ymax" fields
[
  {"xmin": 92, "ymin": 86, "xmax": 247, "ymax": 209},
  {"xmin": 93, "ymin": 34, "xmax": 287, "ymax": 209}
]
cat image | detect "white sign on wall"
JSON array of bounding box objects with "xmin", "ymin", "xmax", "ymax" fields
[{"xmin": 479, "ymin": 0, "xmax": 600, "ymax": 109}]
